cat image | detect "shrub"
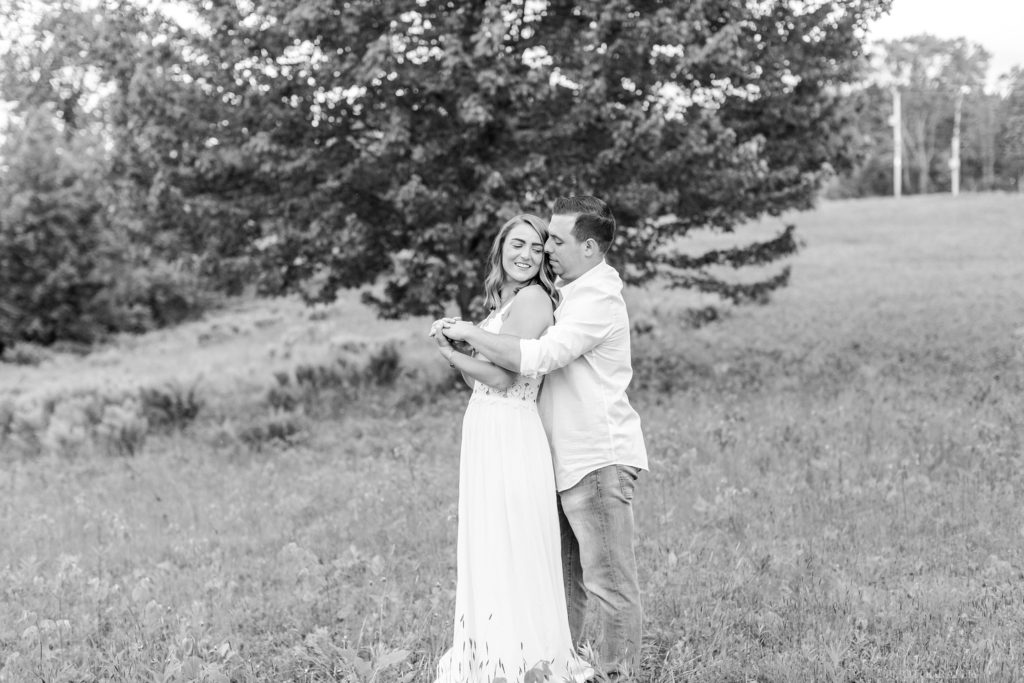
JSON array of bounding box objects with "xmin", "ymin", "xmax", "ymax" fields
[
  {"xmin": 237, "ymin": 411, "xmax": 309, "ymax": 450},
  {"xmin": 1, "ymin": 389, "xmax": 153, "ymax": 460},
  {"xmin": 0, "ymin": 343, "xmax": 52, "ymax": 366},
  {"xmin": 95, "ymin": 400, "xmax": 148, "ymax": 457},
  {"xmin": 364, "ymin": 342, "xmax": 402, "ymax": 387},
  {"xmin": 0, "ymin": 398, "xmax": 14, "ymax": 450},
  {"xmin": 110, "ymin": 260, "xmax": 216, "ymax": 331},
  {"xmin": 139, "ymin": 380, "xmax": 205, "ymax": 432}
]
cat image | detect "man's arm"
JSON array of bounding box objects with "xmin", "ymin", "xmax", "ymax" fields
[
  {"xmin": 518, "ymin": 289, "xmax": 617, "ymax": 377},
  {"xmin": 443, "ymin": 322, "xmax": 523, "ymax": 373}
]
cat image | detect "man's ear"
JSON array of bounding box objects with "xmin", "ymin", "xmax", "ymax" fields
[{"xmin": 584, "ymin": 238, "xmax": 598, "ymax": 256}]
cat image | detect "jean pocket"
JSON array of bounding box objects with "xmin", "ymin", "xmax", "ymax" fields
[{"xmin": 616, "ymin": 465, "xmax": 639, "ymax": 501}]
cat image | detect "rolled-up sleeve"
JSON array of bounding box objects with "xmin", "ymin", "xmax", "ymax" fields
[{"xmin": 519, "ymin": 292, "xmax": 614, "ymax": 377}]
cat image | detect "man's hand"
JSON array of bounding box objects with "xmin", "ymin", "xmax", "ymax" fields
[{"xmin": 442, "ymin": 320, "xmax": 476, "ymax": 343}]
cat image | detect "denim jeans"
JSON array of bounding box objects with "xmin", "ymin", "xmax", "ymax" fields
[{"xmin": 557, "ymin": 464, "xmax": 642, "ymax": 678}]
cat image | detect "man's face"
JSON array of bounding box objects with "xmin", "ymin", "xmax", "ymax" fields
[{"xmin": 545, "ymin": 214, "xmax": 588, "ymax": 282}]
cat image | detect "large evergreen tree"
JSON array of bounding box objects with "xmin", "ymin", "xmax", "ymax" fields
[{"xmin": 4, "ymin": 0, "xmax": 892, "ymax": 320}]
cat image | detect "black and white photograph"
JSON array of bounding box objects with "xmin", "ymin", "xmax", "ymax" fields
[{"xmin": 1, "ymin": 0, "xmax": 1023, "ymax": 680}]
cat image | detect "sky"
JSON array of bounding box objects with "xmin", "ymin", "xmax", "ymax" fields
[{"xmin": 867, "ymin": 0, "xmax": 1024, "ymax": 88}]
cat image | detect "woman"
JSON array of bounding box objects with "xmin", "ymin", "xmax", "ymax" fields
[{"xmin": 429, "ymin": 214, "xmax": 590, "ymax": 683}]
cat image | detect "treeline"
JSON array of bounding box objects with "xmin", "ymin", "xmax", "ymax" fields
[
  {"xmin": 0, "ymin": 107, "xmax": 232, "ymax": 356},
  {"xmin": 829, "ymin": 35, "xmax": 1024, "ymax": 198},
  {"xmin": 2, "ymin": 0, "xmax": 893, "ymax": 352}
]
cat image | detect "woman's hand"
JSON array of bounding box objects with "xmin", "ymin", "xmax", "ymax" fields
[
  {"xmin": 429, "ymin": 318, "xmax": 461, "ymax": 364},
  {"xmin": 441, "ymin": 320, "xmax": 476, "ymax": 343},
  {"xmin": 429, "ymin": 317, "xmax": 461, "ymax": 342}
]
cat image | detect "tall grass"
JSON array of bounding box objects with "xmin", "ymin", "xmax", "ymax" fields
[{"xmin": 1, "ymin": 194, "xmax": 1023, "ymax": 681}]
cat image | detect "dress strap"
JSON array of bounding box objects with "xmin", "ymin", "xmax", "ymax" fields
[{"xmin": 498, "ymin": 296, "xmax": 517, "ymax": 315}]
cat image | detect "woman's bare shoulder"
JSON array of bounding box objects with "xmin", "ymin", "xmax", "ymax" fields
[
  {"xmin": 508, "ymin": 285, "xmax": 553, "ymax": 315},
  {"xmin": 515, "ymin": 284, "xmax": 554, "ymax": 305}
]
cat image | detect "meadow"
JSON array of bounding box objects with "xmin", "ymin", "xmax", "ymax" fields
[{"xmin": 2, "ymin": 193, "xmax": 1024, "ymax": 682}]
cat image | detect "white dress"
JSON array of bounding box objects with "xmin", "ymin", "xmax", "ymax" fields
[{"xmin": 435, "ymin": 301, "xmax": 590, "ymax": 683}]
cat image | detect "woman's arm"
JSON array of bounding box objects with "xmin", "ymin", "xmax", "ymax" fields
[
  {"xmin": 441, "ymin": 286, "xmax": 554, "ymax": 372},
  {"xmin": 431, "ymin": 286, "xmax": 553, "ymax": 389},
  {"xmin": 500, "ymin": 285, "xmax": 554, "ymax": 340},
  {"xmin": 431, "ymin": 325, "xmax": 476, "ymax": 389},
  {"xmin": 443, "ymin": 344, "xmax": 518, "ymax": 389},
  {"xmin": 431, "ymin": 318, "xmax": 518, "ymax": 389}
]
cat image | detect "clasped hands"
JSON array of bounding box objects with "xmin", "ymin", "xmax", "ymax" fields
[{"xmin": 428, "ymin": 317, "xmax": 475, "ymax": 361}]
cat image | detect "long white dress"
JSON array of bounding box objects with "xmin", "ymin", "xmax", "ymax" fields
[{"xmin": 435, "ymin": 302, "xmax": 590, "ymax": 683}]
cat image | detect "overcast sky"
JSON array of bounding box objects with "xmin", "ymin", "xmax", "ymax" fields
[{"xmin": 868, "ymin": 0, "xmax": 1024, "ymax": 86}]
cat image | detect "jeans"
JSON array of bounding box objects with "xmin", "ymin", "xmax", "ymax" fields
[{"xmin": 558, "ymin": 464, "xmax": 642, "ymax": 678}]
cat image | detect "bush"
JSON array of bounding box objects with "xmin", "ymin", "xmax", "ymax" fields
[
  {"xmin": 1, "ymin": 389, "xmax": 153, "ymax": 459},
  {"xmin": 110, "ymin": 261, "xmax": 216, "ymax": 332},
  {"xmin": 139, "ymin": 380, "xmax": 205, "ymax": 432},
  {"xmin": 365, "ymin": 342, "xmax": 402, "ymax": 387},
  {"xmin": 237, "ymin": 411, "xmax": 309, "ymax": 450},
  {"xmin": 0, "ymin": 342, "xmax": 52, "ymax": 366}
]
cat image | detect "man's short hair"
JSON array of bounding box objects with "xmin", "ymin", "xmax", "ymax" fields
[{"xmin": 552, "ymin": 195, "xmax": 616, "ymax": 253}]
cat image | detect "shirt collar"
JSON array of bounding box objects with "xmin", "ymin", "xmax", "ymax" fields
[{"xmin": 556, "ymin": 259, "xmax": 609, "ymax": 293}]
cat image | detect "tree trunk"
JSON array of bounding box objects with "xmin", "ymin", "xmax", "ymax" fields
[
  {"xmin": 914, "ymin": 119, "xmax": 931, "ymax": 194},
  {"xmin": 917, "ymin": 150, "xmax": 930, "ymax": 194}
]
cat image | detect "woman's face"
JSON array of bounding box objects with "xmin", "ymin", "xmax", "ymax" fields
[{"xmin": 501, "ymin": 223, "xmax": 545, "ymax": 285}]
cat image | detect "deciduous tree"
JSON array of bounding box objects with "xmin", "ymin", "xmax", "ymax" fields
[{"xmin": 879, "ymin": 34, "xmax": 990, "ymax": 194}]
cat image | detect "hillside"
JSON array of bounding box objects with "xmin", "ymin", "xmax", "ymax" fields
[{"xmin": 9, "ymin": 192, "xmax": 1021, "ymax": 403}]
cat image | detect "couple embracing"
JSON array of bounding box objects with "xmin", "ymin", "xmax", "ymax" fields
[{"xmin": 429, "ymin": 196, "xmax": 648, "ymax": 683}]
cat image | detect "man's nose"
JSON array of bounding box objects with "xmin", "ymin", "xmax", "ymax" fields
[{"xmin": 544, "ymin": 239, "xmax": 554, "ymax": 254}]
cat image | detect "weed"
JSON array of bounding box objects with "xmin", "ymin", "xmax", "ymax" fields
[
  {"xmin": 237, "ymin": 410, "xmax": 309, "ymax": 450},
  {"xmin": 0, "ymin": 342, "xmax": 52, "ymax": 366},
  {"xmin": 139, "ymin": 380, "xmax": 205, "ymax": 432},
  {"xmin": 364, "ymin": 342, "xmax": 402, "ymax": 387}
]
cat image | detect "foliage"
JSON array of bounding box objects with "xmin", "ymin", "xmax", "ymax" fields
[
  {"xmin": 1000, "ymin": 67, "xmax": 1024, "ymax": 188},
  {"xmin": 0, "ymin": 342, "xmax": 53, "ymax": 367},
  {"xmin": 822, "ymin": 83, "xmax": 898, "ymax": 198},
  {"xmin": 878, "ymin": 34, "xmax": 990, "ymax": 195},
  {"xmin": 0, "ymin": 388, "xmax": 150, "ymax": 459},
  {"xmin": 0, "ymin": 108, "xmax": 121, "ymax": 350},
  {"xmin": 3, "ymin": 0, "xmax": 889, "ymax": 319},
  {"xmin": 258, "ymin": 0, "xmax": 890, "ymax": 315},
  {"xmin": 139, "ymin": 380, "xmax": 205, "ymax": 432},
  {"xmin": 0, "ymin": 102, "xmax": 216, "ymax": 352},
  {"xmin": 827, "ymin": 34, "xmax": 1024, "ymax": 198},
  {"xmin": 0, "ymin": 2, "xmax": 233, "ymax": 352},
  {"xmin": 236, "ymin": 409, "xmax": 310, "ymax": 450}
]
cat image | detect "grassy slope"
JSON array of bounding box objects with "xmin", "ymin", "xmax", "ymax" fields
[{"xmin": 2, "ymin": 193, "xmax": 1024, "ymax": 682}]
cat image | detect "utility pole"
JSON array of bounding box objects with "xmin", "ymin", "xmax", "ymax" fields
[
  {"xmin": 891, "ymin": 86, "xmax": 902, "ymax": 198},
  {"xmin": 950, "ymin": 88, "xmax": 964, "ymax": 196}
]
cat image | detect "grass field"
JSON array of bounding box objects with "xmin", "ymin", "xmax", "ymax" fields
[{"xmin": 2, "ymin": 193, "xmax": 1024, "ymax": 682}]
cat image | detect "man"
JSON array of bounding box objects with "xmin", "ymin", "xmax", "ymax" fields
[{"xmin": 441, "ymin": 195, "xmax": 648, "ymax": 679}]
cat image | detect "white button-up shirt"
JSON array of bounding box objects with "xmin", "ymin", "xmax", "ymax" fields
[{"xmin": 519, "ymin": 260, "xmax": 648, "ymax": 491}]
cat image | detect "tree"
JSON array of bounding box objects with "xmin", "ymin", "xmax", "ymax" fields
[
  {"xmin": 821, "ymin": 82, "xmax": 895, "ymax": 198},
  {"xmin": 4, "ymin": 0, "xmax": 891, "ymax": 320},
  {"xmin": 110, "ymin": 0, "xmax": 886, "ymax": 318},
  {"xmin": 963, "ymin": 92, "xmax": 999, "ymax": 191},
  {"xmin": 999, "ymin": 68, "xmax": 1024, "ymax": 190},
  {"xmin": 0, "ymin": 1, "xmax": 219, "ymax": 351},
  {"xmin": 880, "ymin": 34, "xmax": 990, "ymax": 194},
  {"xmin": 0, "ymin": 107, "xmax": 118, "ymax": 349},
  {"xmin": 1, "ymin": 0, "xmax": 264, "ymax": 293}
]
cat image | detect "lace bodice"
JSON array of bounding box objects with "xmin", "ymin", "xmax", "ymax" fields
[{"xmin": 469, "ymin": 300, "xmax": 542, "ymax": 405}]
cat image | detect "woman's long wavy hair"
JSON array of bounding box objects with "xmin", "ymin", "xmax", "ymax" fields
[{"xmin": 481, "ymin": 214, "xmax": 561, "ymax": 313}]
